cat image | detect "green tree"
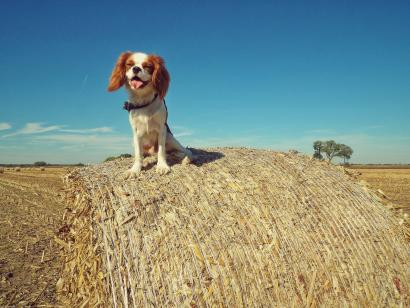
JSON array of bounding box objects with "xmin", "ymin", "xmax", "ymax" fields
[
  {"xmin": 313, "ymin": 151, "xmax": 323, "ymax": 160},
  {"xmin": 313, "ymin": 140, "xmax": 353, "ymax": 163},
  {"xmin": 322, "ymin": 140, "xmax": 341, "ymax": 162},
  {"xmin": 338, "ymin": 144, "xmax": 353, "ymax": 164},
  {"xmin": 34, "ymin": 161, "xmax": 47, "ymax": 166},
  {"xmin": 104, "ymin": 156, "xmax": 117, "ymax": 162},
  {"xmin": 313, "ymin": 141, "xmax": 325, "ymax": 160}
]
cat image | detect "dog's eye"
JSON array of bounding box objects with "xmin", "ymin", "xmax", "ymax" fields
[
  {"xmin": 143, "ymin": 63, "xmax": 153, "ymax": 73},
  {"xmin": 126, "ymin": 62, "xmax": 134, "ymax": 68}
]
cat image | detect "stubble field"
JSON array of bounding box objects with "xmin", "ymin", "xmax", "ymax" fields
[
  {"xmin": 348, "ymin": 166, "xmax": 410, "ymax": 217},
  {"xmin": 0, "ymin": 167, "xmax": 67, "ymax": 306}
]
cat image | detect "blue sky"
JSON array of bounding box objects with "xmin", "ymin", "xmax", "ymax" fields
[{"xmin": 0, "ymin": 0, "xmax": 409, "ymax": 164}]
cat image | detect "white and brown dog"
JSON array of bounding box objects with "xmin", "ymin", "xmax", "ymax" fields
[{"xmin": 108, "ymin": 51, "xmax": 192, "ymax": 177}]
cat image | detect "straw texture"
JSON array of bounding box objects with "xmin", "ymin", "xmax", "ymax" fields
[{"xmin": 59, "ymin": 148, "xmax": 409, "ymax": 307}]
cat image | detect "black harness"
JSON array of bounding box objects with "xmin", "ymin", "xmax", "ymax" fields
[{"xmin": 123, "ymin": 94, "xmax": 172, "ymax": 134}]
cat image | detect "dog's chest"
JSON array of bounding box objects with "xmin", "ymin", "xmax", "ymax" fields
[{"xmin": 129, "ymin": 113, "xmax": 161, "ymax": 138}]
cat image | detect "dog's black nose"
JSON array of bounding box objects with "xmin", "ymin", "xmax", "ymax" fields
[{"xmin": 132, "ymin": 66, "xmax": 141, "ymax": 74}]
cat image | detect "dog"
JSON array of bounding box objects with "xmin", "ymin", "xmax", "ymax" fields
[{"xmin": 108, "ymin": 51, "xmax": 192, "ymax": 177}]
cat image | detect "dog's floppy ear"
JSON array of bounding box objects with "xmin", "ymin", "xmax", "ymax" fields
[
  {"xmin": 108, "ymin": 52, "xmax": 132, "ymax": 92},
  {"xmin": 148, "ymin": 55, "xmax": 170, "ymax": 99}
]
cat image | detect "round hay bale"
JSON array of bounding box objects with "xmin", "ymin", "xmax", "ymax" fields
[
  {"xmin": 59, "ymin": 148, "xmax": 409, "ymax": 307},
  {"xmin": 15, "ymin": 167, "xmax": 21, "ymax": 172},
  {"xmin": 0, "ymin": 167, "xmax": 4, "ymax": 174}
]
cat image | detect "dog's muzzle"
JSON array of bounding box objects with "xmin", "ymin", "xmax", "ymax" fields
[{"xmin": 129, "ymin": 75, "xmax": 147, "ymax": 89}]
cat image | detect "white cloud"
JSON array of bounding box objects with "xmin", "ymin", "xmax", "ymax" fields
[
  {"xmin": 172, "ymin": 126, "xmax": 194, "ymax": 138},
  {"xmin": 35, "ymin": 133, "xmax": 129, "ymax": 145},
  {"xmin": 3, "ymin": 122, "xmax": 62, "ymax": 138},
  {"xmin": 2, "ymin": 123, "xmax": 114, "ymax": 138},
  {"xmin": 173, "ymin": 131, "xmax": 193, "ymax": 137},
  {"xmin": 60, "ymin": 126, "xmax": 113, "ymax": 134},
  {"xmin": 0, "ymin": 122, "xmax": 12, "ymax": 131}
]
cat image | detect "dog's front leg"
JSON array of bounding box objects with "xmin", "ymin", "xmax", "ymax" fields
[
  {"xmin": 156, "ymin": 126, "xmax": 171, "ymax": 175},
  {"xmin": 125, "ymin": 132, "xmax": 143, "ymax": 179}
]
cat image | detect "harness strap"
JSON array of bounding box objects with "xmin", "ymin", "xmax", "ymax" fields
[{"xmin": 123, "ymin": 94, "xmax": 158, "ymax": 111}]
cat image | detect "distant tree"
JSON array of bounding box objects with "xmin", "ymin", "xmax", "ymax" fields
[
  {"xmin": 313, "ymin": 151, "xmax": 323, "ymax": 160},
  {"xmin": 338, "ymin": 144, "xmax": 353, "ymax": 164},
  {"xmin": 75, "ymin": 163, "xmax": 85, "ymax": 167},
  {"xmin": 104, "ymin": 156, "xmax": 117, "ymax": 162},
  {"xmin": 104, "ymin": 154, "xmax": 132, "ymax": 162},
  {"xmin": 34, "ymin": 161, "xmax": 47, "ymax": 166},
  {"xmin": 313, "ymin": 140, "xmax": 353, "ymax": 163},
  {"xmin": 322, "ymin": 140, "xmax": 341, "ymax": 162},
  {"xmin": 313, "ymin": 141, "xmax": 325, "ymax": 160}
]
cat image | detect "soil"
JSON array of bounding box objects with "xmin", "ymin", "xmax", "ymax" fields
[{"xmin": 0, "ymin": 168, "xmax": 68, "ymax": 306}]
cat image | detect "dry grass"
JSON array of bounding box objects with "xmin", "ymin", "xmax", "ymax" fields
[
  {"xmin": 350, "ymin": 168, "xmax": 410, "ymax": 215},
  {"xmin": 59, "ymin": 148, "xmax": 409, "ymax": 307},
  {"xmin": 0, "ymin": 167, "xmax": 68, "ymax": 306}
]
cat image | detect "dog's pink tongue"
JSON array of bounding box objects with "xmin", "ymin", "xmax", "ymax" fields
[{"xmin": 131, "ymin": 79, "xmax": 144, "ymax": 89}]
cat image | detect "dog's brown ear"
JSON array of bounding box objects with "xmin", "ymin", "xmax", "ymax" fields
[
  {"xmin": 148, "ymin": 55, "xmax": 170, "ymax": 99},
  {"xmin": 108, "ymin": 52, "xmax": 132, "ymax": 92}
]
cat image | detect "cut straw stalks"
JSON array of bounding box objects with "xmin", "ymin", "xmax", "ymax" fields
[{"xmin": 58, "ymin": 148, "xmax": 409, "ymax": 307}]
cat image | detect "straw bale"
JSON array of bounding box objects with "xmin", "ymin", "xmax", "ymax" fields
[{"xmin": 59, "ymin": 148, "xmax": 409, "ymax": 307}]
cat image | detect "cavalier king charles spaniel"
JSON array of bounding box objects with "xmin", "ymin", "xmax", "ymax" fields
[{"xmin": 108, "ymin": 52, "xmax": 192, "ymax": 177}]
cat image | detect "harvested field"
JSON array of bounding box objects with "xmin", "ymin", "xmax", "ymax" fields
[
  {"xmin": 349, "ymin": 168, "xmax": 410, "ymax": 217},
  {"xmin": 0, "ymin": 168, "xmax": 67, "ymax": 306},
  {"xmin": 60, "ymin": 148, "xmax": 409, "ymax": 307}
]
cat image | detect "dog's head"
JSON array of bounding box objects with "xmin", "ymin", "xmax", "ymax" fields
[{"xmin": 108, "ymin": 52, "xmax": 170, "ymax": 99}]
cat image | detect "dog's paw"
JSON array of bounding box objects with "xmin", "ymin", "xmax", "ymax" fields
[
  {"xmin": 181, "ymin": 156, "xmax": 191, "ymax": 165},
  {"xmin": 173, "ymin": 149, "xmax": 193, "ymax": 165},
  {"xmin": 156, "ymin": 163, "xmax": 171, "ymax": 175},
  {"xmin": 124, "ymin": 166, "xmax": 141, "ymax": 179},
  {"xmin": 185, "ymin": 148, "xmax": 194, "ymax": 162}
]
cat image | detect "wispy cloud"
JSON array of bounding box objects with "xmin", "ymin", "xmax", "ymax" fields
[
  {"xmin": 0, "ymin": 125, "xmax": 131, "ymax": 163},
  {"xmin": 2, "ymin": 123, "xmax": 114, "ymax": 138},
  {"xmin": 35, "ymin": 133, "xmax": 128, "ymax": 145},
  {"xmin": 172, "ymin": 126, "xmax": 194, "ymax": 138},
  {"xmin": 32, "ymin": 134, "xmax": 130, "ymax": 154},
  {"xmin": 81, "ymin": 74, "xmax": 88, "ymax": 89},
  {"xmin": 60, "ymin": 127, "xmax": 113, "ymax": 134},
  {"xmin": 3, "ymin": 122, "xmax": 62, "ymax": 138},
  {"xmin": 0, "ymin": 122, "xmax": 11, "ymax": 131},
  {"xmin": 182, "ymin": 135, "xmax": 267, "ymax": 148},
  {"xmin": 304, "ymin": 128, "xmax": 335, "ymax": 135}
]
